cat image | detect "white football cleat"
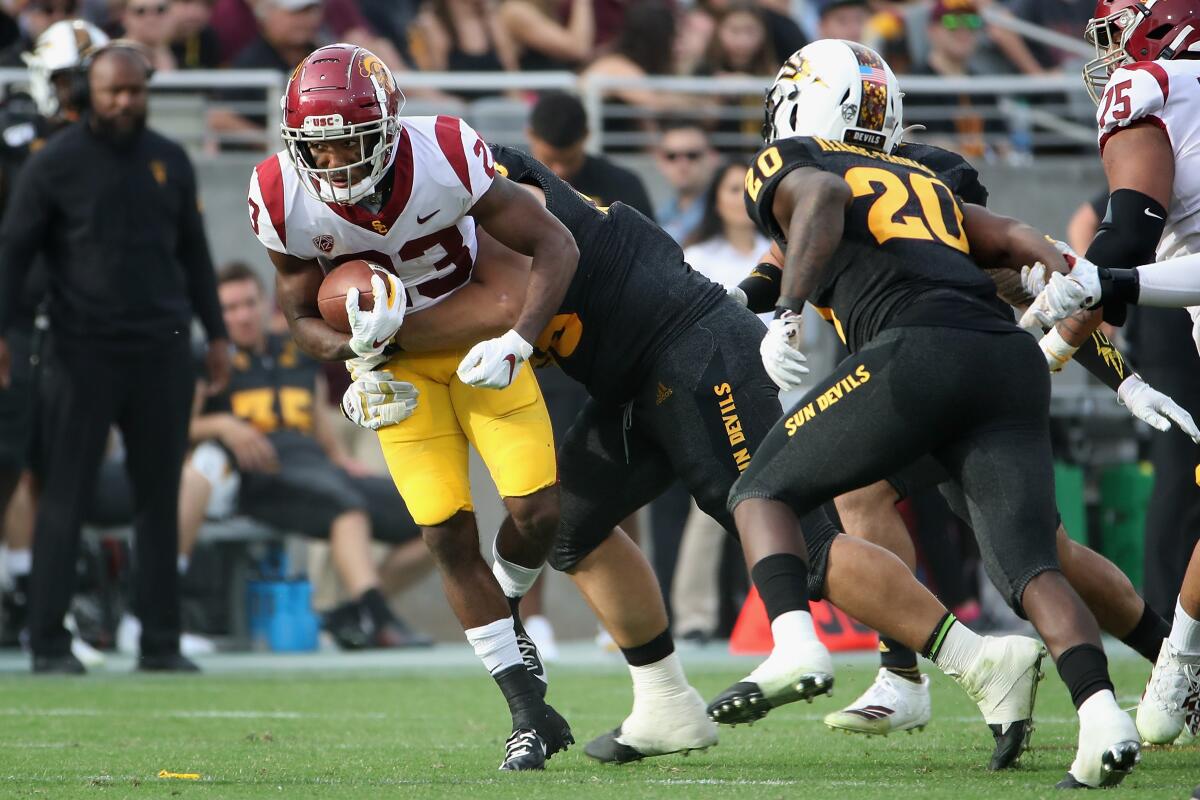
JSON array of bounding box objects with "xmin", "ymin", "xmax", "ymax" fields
[
  {"xmin": 949, "ymin": 634, "xmax": 1046, "ymax": 770},
  {"xmin": 1059, "ymin": 703, "xmax": 1140, "ymax": 789},
  {"xmin": 707, "ymin": 640, "xmax": 834, "ymax": 725},
  {"xmin": 585, "ymin": 686, "xmax": 718, "ymax": 763},
  {"xmin": 1136, "ymin": 640, "xmax": 1200, "ymax": 745},
  {"xmin": 824, "ymin": 668, "xmax": 932, "ymax": 736}
]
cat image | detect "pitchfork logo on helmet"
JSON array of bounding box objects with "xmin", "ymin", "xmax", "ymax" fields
[
  {"xmin": 280, "ymin": 44, "xmax": 406, "ymax": 205},
  {"xmin": 23, "ymin": 20, "xmax": 109, "ymax": 118},
  {"xmin": 763, "ymin": 39, "xmax": 903, "ymax": 153},
  {"xmin": 1084, "ymin": 0, "xmax": 1200, "ymax": 103}
]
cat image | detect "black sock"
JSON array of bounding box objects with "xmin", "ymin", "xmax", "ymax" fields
[
  {"xmin": 1120, "ymin": 604, "xmax": 1170, "ymax": 663},
  {"xmin": 493, "ymin": 663, "xmax": 545, "ymax": 730},
  {"xmin": 920, "ymin": 612, "xmax": 956, "ymax": 660},
  {"xmin": 620, "ymin": 628, "xmax": 675, "ymax": 667},
  {"xmin": 358, "ymin": 588, "xmax": 395, "ymax": 629},
  {"xmin": 1056, "ymin": 644, "xmax": 1114, "ymax": 709},
  {"xmin": 879, "ymin": 636, "xmax": 921, "ymax": 681},
  {"xmin": 750, "ymin": 553, "xmax": 810, "ymax": 621}
]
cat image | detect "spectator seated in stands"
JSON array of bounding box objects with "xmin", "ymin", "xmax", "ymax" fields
[
  {"xmin": 694, "ymin": 0, "xmax": 805, "ymax": 70},
  {"xmin": 0, "ymin": 0, "xmax": 76, "ymax": 66},
  {"xmin": 526, "ymin": 90, "xmax": 654, "ymax": 217},
  {"xmin": 817, "ymin": 0, "xmax": 869, "ymax": 43},
  {"xmin": 118, "ymin": 0, "xmax": 177, "ymax": 71},
  {"xmin": 695, "ymin": 2, "xmax": 776, "ymax": 143},
  {"xmin": 169, "ymin": 0, "xmax": 222, "ymax": 69},
  {"xmin": 654, "ymin": 119, "xmax": 717, "ymax": 245},
  {"xmin": 902, "ymin": 0, "xmax": 1009, "ymax": 161},
  {"xmin": 190, "ymin": 264, "xmax": 433, "ymax": 650},
  {"xmin": 409, "ymin": 0, "xmax": 518, "ymax": 99},
  {"xmin": 497, "ymin": 0, "xmax": 593, "ymax": 73}
]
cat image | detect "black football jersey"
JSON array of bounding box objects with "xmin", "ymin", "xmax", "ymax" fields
[
  {"xmin": 204, "ymin": 333, "xmax": 322, "ymax": 454},
  {"xmin": 491, "ymin": 145, "xmax": 725, "ymax": 403},
  {"xmin": 745, "ymin": 136, "xmax": 1014, "ymax": 352}
]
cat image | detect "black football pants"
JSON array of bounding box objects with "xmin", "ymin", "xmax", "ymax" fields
[
  {"xmin": 729, "ymin": 325, "xmax": 1061, "ymax": 614},
  {"xmin": 28, "ymin": 335, "xmax": 193, "ymax": 658}
]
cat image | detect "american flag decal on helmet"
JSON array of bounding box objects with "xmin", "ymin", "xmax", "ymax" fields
[{"xmin": 849, "ymin": 42, "xmax": 888, "ymax": 134}]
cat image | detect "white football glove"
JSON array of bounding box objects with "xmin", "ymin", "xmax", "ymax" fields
[
  {"xmin": 1038, "ymin": 327, "xmax": 1080, "ymax": 372},
  {"xmin": 456, "ymin": 329, "xmax": 534, "ymax": 389},
  {"xmin": 760, "ymin": 310, "xmax": 808, "ymax": 391},
  {"xmin": 344, "ymin": 354, "xmax": 388, "ymax": 381},
  {"xmin": 346, "ymin": 272, "xmax": 406, "ymax": 360},
  {"xmin": 1018, "ymin": 242, "xmax": 1101, "ymax": 333},
  {"xmin": 341, "ymin": 371, "xmax": 419, "ymax": 431},
  {"xmin": 1118, "ymin": 374, "xmax": 1200, "ymax": 443}
]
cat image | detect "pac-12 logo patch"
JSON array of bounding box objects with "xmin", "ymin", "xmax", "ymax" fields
[{"xmin": 312, "ymin": 234, "xmax": 335, "ymax": 253}]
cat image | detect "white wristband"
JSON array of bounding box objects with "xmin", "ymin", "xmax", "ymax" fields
[{"xmin": 1039, "ymin": 327, "xmax": 1079, "ymax": 372}]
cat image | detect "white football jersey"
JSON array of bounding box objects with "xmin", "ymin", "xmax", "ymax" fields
[
  {"xmin": 1097, "ymin": 59, "xmax": 1200, "ymax": 261},
  {"xmin": 247, "ymin": 115, "xmax": 497, "ymax": 312}
]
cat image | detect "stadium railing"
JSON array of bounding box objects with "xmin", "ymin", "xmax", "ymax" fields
[{"xmin": 0, "ymin": 67, "xmax": 1093, "ymax": 156}]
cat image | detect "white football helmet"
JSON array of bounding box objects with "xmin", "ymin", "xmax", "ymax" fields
[
  {"xmin": 23, "ymin": 20, "xmax": 109, "ymax": 118},
  {"xmin": 763, "ymin": 39, "xmax": 904, "ymax": 153}
]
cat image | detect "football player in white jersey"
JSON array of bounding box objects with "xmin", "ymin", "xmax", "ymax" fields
[
  {"xmin": 1017, "ymin": 0, "xmax": 1200, "ymax": 751},
  {"xmin": 248, "ymin": 44, "xmax": 580, "ymax": 771}
]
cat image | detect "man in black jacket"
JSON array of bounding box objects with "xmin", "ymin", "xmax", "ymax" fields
[{"xmin": 0, "ymin": 45, "xmax": 229, "ymax": 673}]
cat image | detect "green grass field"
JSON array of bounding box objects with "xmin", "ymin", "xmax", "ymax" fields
[{"xmin": 0, "ymin": 648, "xmax": 1194, "ymax": 799}]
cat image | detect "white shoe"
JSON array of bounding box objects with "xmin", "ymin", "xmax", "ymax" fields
[
  {"xmin": 585, "ymin": 686, "xmax": 718, "ymax": 762},
  {"xmin": 707, "ymin": 640, "xmax": 834, "ymax": 725},
  {"xmin": 1136, "ymin": 640, "xmax": 1200, "ymax": 744},
  {"xmin": 951, "ymin": 634, "xmax": 1046, "ymax": 770},
  {"xmin": 116, "ymin": 614, "xmax": 140, "ymax": 656},
  {"xmin": 824, "ymin": 669, "xmax": 931, "ymax": 736},
  {"xmin": 65, "ymin": 615, "xmax": 105, "ymax": 668},
  {"xmin": 1061, "ymin": 698, "xmax": 1140, "ymax": 788},
  {"xmin": 523, "ymin": 614, "xmax": 559, "ymax": 663},
  {"xmin": 181, "ymin": 632, "xmax": 216, "ymax": 657}
]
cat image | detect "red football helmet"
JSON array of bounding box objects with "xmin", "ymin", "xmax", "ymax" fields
[
  {"xmin": 1084, "ymin": 0, "xmax": 1200, "ymax": 103},
  {"xmin": 280, "ymin": 43, "xmax": 405, "ymax": 204}
]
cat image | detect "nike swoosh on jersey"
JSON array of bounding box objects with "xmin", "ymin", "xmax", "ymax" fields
[
  {"xmin": 417, "ymin": 210, "xmax": 440, "ymax": 224},
  {"xmin": 1146, "ymin": 208, "xmax": 1164, "ymax": 219}
]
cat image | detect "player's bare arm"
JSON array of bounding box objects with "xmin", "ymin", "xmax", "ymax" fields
[
  {"xmin": 470, "ymin": 174, "xmax": 578, "ymax": 344},
  {"xmin": 397, "ymin": 230, "xmax": 532, "ymax": 352},
  {"xmin": 270, "ymin": 249, "xmax": 357, "ymax": 362},
  {"xmin": 1102, "ymin": 122, "xmax": 1173, "ymax": 211},
  {"xmin": 772, "ymin": 168, "xmax": 852, "ymax": 307}
]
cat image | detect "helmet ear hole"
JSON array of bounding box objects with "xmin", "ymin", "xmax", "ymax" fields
[{"xmin": 789, "ymin": 106, "xmax": 799, "ymax": 132}]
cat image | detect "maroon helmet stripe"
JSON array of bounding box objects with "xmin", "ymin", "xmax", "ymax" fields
[
  {"xmin": 434, "ymin": 115, "xmax": 472, "ymax": 194},
  {"xmin": 255, "ymin": 155, "xmax": 287, "ymax": 248}
]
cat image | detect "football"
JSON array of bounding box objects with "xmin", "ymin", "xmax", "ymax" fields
[{"xmin": 317, "ymin": 259, "xmax": 388, "ymax": 333}]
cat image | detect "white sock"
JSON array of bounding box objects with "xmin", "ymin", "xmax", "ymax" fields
[
  {"xmin": 464, "ymin": 616, "xmax": 524, "ymax": 675},
  {"xmin": 931, "ymin": 620, "xmax": 984, "ymax": 677},
  {"xmin": 491, "ymin": 538, "xmax": 542, "ymax": 600},
  {"xmin": 5, "ymin": 548, "xmax": 31, "ymax": 578},
  {"xmin": 177, "ymin": 554, "xmax": 190, "ymax": 575},
  {"xmin": 769, "ymin": 609, "xmax": 821, "ymax": 654},
  {"xmin": 1169, "ymin": 596, "xmax": 1200, "ymax": 654},
  {"xmin": 629, "ymin": 651, "xmax": 690, "ymax": 701},
  {"xmin": 1077, "ymin": 688, "xmax": 1122, "ymax": 726}
]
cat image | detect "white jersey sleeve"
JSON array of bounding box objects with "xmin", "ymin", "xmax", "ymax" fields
[
  {"xmin": 1097, "ymin": 62, "xmax": 1170, "ymax": 151},
  {"xmin": 424, "ymin": 115, "xmax": 497, "ymax": 212},
  {"xmin": 247, "ymin": 153, "xmax": 289, "ymax": 254}
]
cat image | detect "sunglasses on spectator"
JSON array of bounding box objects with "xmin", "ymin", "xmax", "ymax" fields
[
  {"xmin": 661, "ymin": 150, "xmax": 705, "ymax": 162},
  {"xmin": 940, "ymin": 13, "xmax": 982, "ymax": 31},
  {"xmin": 129, "ymin": 3, "xmax": 169, "ymax": 15}
]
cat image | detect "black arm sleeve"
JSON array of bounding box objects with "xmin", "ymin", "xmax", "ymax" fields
[
  {"xmin": 1071, "ymin": 328, "xmax": 1131, "ymax": 392},
  {"xmin": 0, "ymin": 156, "xmax": 51, "ymax": 334},
  {"xmin": 176, "ymin": 152, "xmax": 227, "ymax": 341},
  {"xmin": 738, "ymin": 262, "xmax": 782, "ymax": 313}
]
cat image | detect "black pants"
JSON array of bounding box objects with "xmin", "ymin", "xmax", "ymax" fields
[
  {"xmin": 730, "ymin": 326, "xmax": 1060, "ymax": 614},
  {"xmin": 551, "ymin": 299, "xmax": 783, "ymax": 571},
  {"xmin": 29, "ymin": 336, "xmax": 194, "ymax": 658}
]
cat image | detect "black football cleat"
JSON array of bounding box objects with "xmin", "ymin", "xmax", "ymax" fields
[
  {"xmin": 512, "ymin": 614, "xmax": 547, "ymax": 698},
  {"xmin": 584, "ymin": 728, "xmax": 646, "ymax": 764},
  {"xmin": 138, "ymin": 652, "xmax": 201, "ymax": 672},
  {"xmin": 707, "ymin": 673, "xmax": 833, "ymax": 726},
  {"xmin": 32, "ymin": 653, "xmax": 86, "ymax": 675},
  {"xmin": 988, "ymin": 719, "xmax": 1033, "ymax": 771},
  {"xmin": 499, "ymin": 703, "xmax": 574, "ymax": 771}
]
